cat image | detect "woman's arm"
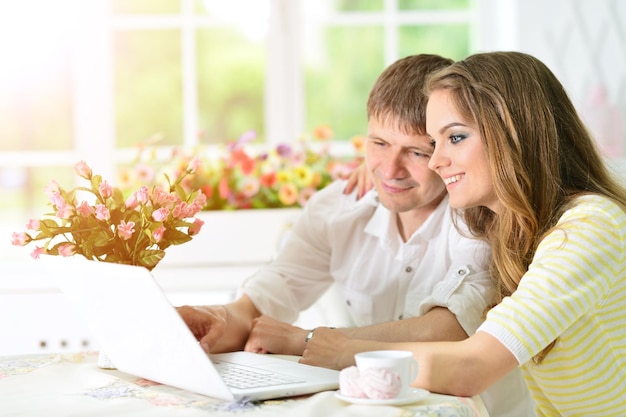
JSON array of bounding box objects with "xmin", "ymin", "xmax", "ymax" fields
[{"xmin": 301, "ymin": 327, "xmax": 518, "ymax": 397}]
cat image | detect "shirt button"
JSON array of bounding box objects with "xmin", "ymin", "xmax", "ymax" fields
[
  {"xmin": 346, "ymin": 300, "xmax": 351, "ymax": 306},
  {"xmin": 457, "ymin": 269, "xmax": 466, "ymax": 275},
  {"xmin": 398, "ymin": 314, "xmax": 404, "ymax": 320},
  {"xmin": 405, "ymin": 266, "xmax": 413, "ymax": 273}
]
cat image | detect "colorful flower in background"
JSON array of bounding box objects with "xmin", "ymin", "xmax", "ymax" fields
[
  {"xmin": 11, "ymin": 160, "xmax": 206, "ymax": 271},
  {"xmin": 119, "ymin": 126, "xmax": 364, "ymax": 211}
]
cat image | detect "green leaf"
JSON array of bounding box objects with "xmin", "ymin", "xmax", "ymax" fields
[
  {"xmin": 138, "ymin": 249, "xmax": 165, "ymax": 271},
  {"xmin": 161, "ymin": 227, "xmax": 192, "ymax": 247}
]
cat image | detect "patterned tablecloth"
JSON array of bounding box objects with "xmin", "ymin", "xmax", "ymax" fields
[{"xmin": 0, "ymin": 352, "xmax": 489, "ymax": 417}]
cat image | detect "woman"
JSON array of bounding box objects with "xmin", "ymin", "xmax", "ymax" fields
[{"xmin": 304, "ymin": 51, "xmax": 626, "ymax": 416}]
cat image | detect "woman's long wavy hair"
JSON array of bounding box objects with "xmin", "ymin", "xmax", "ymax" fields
[{"xmin": 425, "ymin": 51, "xmax": 626, "ymax": 362}]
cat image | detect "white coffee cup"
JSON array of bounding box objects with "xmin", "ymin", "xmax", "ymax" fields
[{"xmin": 354, "ymin": 350, "xmax": 418, "ymax": 397}]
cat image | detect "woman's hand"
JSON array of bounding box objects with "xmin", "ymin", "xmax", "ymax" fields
[{"xmin": 343, "ymin": 163, "xmax": 373, "ymax": 199}]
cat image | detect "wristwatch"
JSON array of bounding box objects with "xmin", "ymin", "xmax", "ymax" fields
[
  {"xmin": 305, "ymin": 326, "xmax": 335, "ymax": 343},
  {"xmin": 305, "ymin": 328, "xmax": 316, "ymax": 343}
]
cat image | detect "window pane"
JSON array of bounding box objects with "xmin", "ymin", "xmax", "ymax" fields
[
  {"xmin": 398, "ymin": 24, "xmax": 471, "ymax": 61},
  {"xmin": 196, "ymin": 29, "xmax": 266, "ymax": 144},
  {"xmin": 114, "ymin": 30, "xmax": 183, "ymax": 147},
  {"xmin": 112, "ymin": 0, "xmax": 180, "ymax": 15},
  {"xmin": 0, "ymin": 74, "xmax": 73, "ymax": 151},
  {"xmin": 399, "ymin": 0, "xmax": 469, "ymax": 10},
  {"xmin": 304, "ymin": 26, "xmax": 384, "ymax": 140},
  {"xmin": 334, "ymin": 0, "xmax": 383, "ymax": 12},
  {"xmin": 1, "ymin": 166, "xmax": 74, "ymax": 222},
  {"xmin": 0, "ymin": 3, "xmax": 73, "ymax": 151}
]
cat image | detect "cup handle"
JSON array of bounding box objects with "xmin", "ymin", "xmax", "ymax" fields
[{"xmin": 409, "ymin": 358, "xmax": 418, "ymax": 382}]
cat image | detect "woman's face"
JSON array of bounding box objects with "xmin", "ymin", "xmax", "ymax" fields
[{"xmin": 426, "ymin": 89, "xmax": 500, "ymax": 213}]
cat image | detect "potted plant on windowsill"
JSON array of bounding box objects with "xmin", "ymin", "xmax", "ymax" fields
[{"xmin": 117, "ymin": 126, "xmax": 364, "ymax": 212}]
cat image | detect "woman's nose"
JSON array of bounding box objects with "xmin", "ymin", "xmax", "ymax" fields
[{"xmin": 428, "ymin": 146, "xmax": 446, "ymax": 172}]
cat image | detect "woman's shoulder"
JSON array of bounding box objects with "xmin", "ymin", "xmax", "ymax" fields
[
  {"xmin": 565, "ymin": 194, "xmax": 626, "ymax": 220},
  {"xmin": 559, "ymin": 194, "xmax": 626, "ymax": 238}
]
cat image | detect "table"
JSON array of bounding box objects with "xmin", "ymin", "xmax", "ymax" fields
[{"xmin": 0, "ymin": 352, "xmax": 489, "ymax": 417}]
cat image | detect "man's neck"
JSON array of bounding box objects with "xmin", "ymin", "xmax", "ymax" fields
[{"xmin": 396, "ymin": 195, "xmax": 446, "ymax": 242}]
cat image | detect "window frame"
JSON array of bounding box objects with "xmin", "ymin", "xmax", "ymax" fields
[{"xmin": 1, "ymin": 0, "xmax": 480, "ymax": 207}]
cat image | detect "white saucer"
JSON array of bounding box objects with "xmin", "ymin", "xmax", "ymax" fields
[{"xmin": 334, "ymin": 388, "xmax": 430, "ymax": 406}]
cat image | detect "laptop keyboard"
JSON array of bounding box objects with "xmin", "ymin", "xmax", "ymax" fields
[{"xmin": 213, "ymin": 360, "xmax": 305, "ymax": 389}]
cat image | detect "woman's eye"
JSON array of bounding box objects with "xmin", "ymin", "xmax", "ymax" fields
[{"xmin": 450, "ymin": 134, "xmax": 467, "ymax": 144}]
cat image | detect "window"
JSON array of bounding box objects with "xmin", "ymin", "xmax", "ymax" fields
[{"xmin": 0, "ymin": 0, "xmax": 474, "ymax": 225}]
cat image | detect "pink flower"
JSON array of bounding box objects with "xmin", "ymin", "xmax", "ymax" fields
[
  {"xmin": 297, "ymin": 187, "xmax": 317, "ymax": 207},
  {"xmin": 152, "ymin": 187, "xmax": 177, "ymax": 208},
  {"xmin": 58, "ymin": 243, "xmax": 76, "ymax": 257},
  {"xmin": 134, "ymin": 164, "xmax": 155, "ymax": 183},
  {"xmin": 152, "ymin": 207, "xmax": 170, "ymax": 222},
  {"xmin": 26, "ymin": 219, "xmax": 40, "ymax": 230},
  {"xmin": 56, "ymin": 204, "xmax": 75, "ymax": 219},
  {"xmin": 99, "ymin": 180, "xmax": 113, "ymax": 198},
  {"xmin": 50, "ymin": 191, "xmax": 66, "ymax": 208},
  {"xmin": 152, "ymin": 225, "xmax": 166, "ymax": 243},
  {"xmin": 125, "ymin": 194, "xmax": 138, "ymax": 209},
  {"xmin": 172, "ymin": 202, "xmax": 190, "ymax": 219},
  {"xmin": 77, "ymin": 201, "xmax": 95, "ymax": 217},
  {"xmin": 11, "ymin": 232, "xmax": 27, "ymax": 246},
  {"xmin": 186, "ymin": 157, "xmax": 202, "ymax": 174},
  {"xmin": 188, "ymin": 218, "xmax": 204, "ymax": 236},
  {"xmin": 135, "ymin": 186, "xmax": 150, "ymax": 204},
  {"xmin": 43, "ymin": 180, "xmax": 60, "ymax": 196},
  {"xmin": 95, "ymin": 204, "xmax": 110, "ymax": 221},
  {"xmin": 239, "ymin": 177, "xmax": 260, "ymax": 198},
  {"xmin": 73, "ymin": 160, "xmax": 92, "ymax": 179},
  {"xmin": 218, "ymin": 177, "xmax": 231, "ymax": 200},
  {"xmin": 31, "ymin": 246, "xmax": 45, "ymax": 259},
  {"xmin": 117, "ymin": 220, "xmax": 135, "ymax": 240},
  {"xmin": 187, "ymin": 201, "xmax": 204, "ymax": 217}
]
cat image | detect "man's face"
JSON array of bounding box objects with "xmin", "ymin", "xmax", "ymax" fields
[{"xmin": 365, "ymin": 117, "xmax": 446, "ymax": 214}]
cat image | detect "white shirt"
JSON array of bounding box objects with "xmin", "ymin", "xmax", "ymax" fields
[
  {"xmin": 241, "ymin": 180, "xmax": 535, "ymax": 417},
  {"xmin": 242, "ymin": 180, "xmax": 492, "ymax": 332}
]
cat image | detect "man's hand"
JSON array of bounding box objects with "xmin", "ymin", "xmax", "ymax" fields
[
  {"xmin": 176, "ymin": 305, "xmax": 231, "ymax": 353},
  {"xmin": 244, "ymin": 315, "xmax": 308, "ymax": 356},
  {"xmin": 176, "ymin": 295, "xmax": 260, "ymax": 353}
]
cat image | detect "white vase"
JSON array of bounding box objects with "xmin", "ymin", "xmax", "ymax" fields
[
  {"xmin": 157, "ymin": 208, "xmax": 303, "ymax": 267},
  {"xmin": 97, "ymin": 350, "xmax": 116, "ymax": 369}
]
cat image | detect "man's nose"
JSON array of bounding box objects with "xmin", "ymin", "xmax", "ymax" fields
[{"xmin": 379, "ymin": 152, "xmax": 406, "ymax": 179}]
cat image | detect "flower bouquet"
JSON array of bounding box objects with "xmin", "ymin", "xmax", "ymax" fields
[{"xmin": 12, "ymin": 160, "xmax": 206, "ymax": 271}]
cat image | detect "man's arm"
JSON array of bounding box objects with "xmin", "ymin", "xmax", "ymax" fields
[
  {"xmin": 245, "ymin": 306, "xmax": 467, "ymax": 365},
  {"xmin": 177, "ymin": 294, "xmax": 261, "ymax": 353}
]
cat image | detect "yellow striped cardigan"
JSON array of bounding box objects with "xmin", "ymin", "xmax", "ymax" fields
[{"xmin": 478, "ymin": 194, "xmax": 626, "ymax": 416}]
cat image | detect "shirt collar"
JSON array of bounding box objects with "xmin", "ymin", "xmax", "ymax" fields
[{"xmin": 363, "ymin": 194, "xmax": 451, "ymax": 250}]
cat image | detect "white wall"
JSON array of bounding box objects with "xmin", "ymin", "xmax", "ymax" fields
[{"xmin": 478, "ymin": 0, "xmax": 626, "ymax": 173}]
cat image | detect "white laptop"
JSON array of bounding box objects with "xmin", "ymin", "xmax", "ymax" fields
[{"xmin": 42, "ymin": 256, "xmax": 339, "ymax": 402}]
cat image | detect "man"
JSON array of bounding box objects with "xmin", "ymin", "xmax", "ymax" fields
[{"xmin": 178, "ymin": 54, "xmax": 534, "ymax": 417}]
